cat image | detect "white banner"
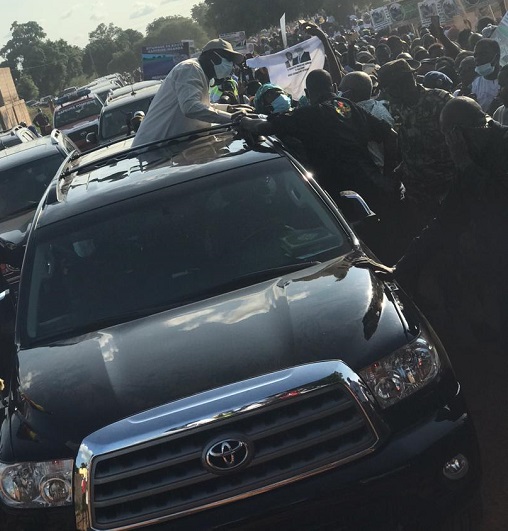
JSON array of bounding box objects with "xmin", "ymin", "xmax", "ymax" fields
[
  {"xmin": 246, "ymin": 36, "xmax": 325, "ymax": 99},
  {"xmin": 492, "ymin": 11, "xmax": 508, "ymax": 66}
]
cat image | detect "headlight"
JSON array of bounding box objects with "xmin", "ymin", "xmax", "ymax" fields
[
  {"xmin": 360, "ymin": 329, "xmax": 441, "ymax": 408},
  {"xmin": 0, "ymin": 459, "xmax": 73, "ymax": 508}
]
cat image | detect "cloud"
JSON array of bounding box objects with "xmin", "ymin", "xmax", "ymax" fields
[
  {"xmin": 89, "ymin": 2, "xmax": 107, "ymax": 21},
  {"xmin": 61, "ymin": 9, "xmax": 74, "ymax": 20},
  {"xmin": 130, "ymin": 3, "xmax": 157, "ymax": 19}
]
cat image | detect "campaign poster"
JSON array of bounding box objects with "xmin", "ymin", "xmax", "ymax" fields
[
  {"xmin": 370, "ymin": 6, "xmax": 392, "ymax": 30},
  {"xmin": 219, "ymin": 31, "xmax": 247, "ymax": 53},
  {"xmin": 141, "ymin": 42, "xmax": 191, "ymax": 81},
  {"xmin": 439, "ymin": 0, "xmax": 464, "ymax": 21},
  {"xmin": 388, "ymin": 0, "xmax": 420, "ymax": 27},
  {"xmin": 418, "ymin": 0, "xmax": 440, "ymax": 25}
]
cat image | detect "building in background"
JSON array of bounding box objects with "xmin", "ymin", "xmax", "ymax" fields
[{"xmin": 0, "ymin": 68, "xmax": 31, "ymax": 131}]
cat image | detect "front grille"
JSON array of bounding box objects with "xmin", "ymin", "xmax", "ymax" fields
[{"xmin": 76, "ymin": 361, "xmax": 381, "ymax": 530}]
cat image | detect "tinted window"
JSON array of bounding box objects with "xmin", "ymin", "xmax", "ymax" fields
[
  {"xmin": 100, "ymin": 96, "xmax": 154, "ymax": 140},
  {"xmin": 0, "ymin": 153, "xmax": 65, "ymax": 220},
  {"xmin": 20, "ymin": 158, "xmax": 351, "ymax": 344},
  {"xmin": 54, "ymin": 98, "xmax": 103, "ymax": 128}
]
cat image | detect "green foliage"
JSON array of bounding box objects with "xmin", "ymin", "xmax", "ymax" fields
[
  {"xmin": 84, "ymin": 24, "xmax": 144, "ymax": 77},
  {"xmin": 89, "ymin": 23, "xmax": 121, "ymax": 42},
  {"xmin": 191, "ymin": 2, "xmax": 217, "ymax": 36},
  {"xmin": 0, "ymin": 21, "xmax": 85, "ymax": 97},
  {"xmin": 201, "ymin": 0, "xmax": 314, "ymax": 36},
  {"xmin": 1, "ymin": 3, "xmax": 357, "ymax": 99},
  {"xmin": 108, "ymin": 50, "xmax": 140, "ymax": 74},
  {"xmin": 143, "ymin": 16, "xmax": 210, "ymax": 48},
  {"xmin": 16, "ymin": 74, "xmax": 39, "ymax": 101}
]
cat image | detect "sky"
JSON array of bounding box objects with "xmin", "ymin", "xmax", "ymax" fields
[{"xmin": 1, "ymin": 0, "xmax": 193, "ymax": 49}]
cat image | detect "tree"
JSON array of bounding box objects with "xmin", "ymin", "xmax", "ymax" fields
[
  {"xmin": 40, "ymin": 40, "xmax": 84, "ymax": 95},
  {"xmin": 191, "ymin": 2, "xmax": 216, "ymax": 36},
  {"xmin": 0, "ymin": 21, "xmax": 46, "ymax": 68},
  {"xmin": 108, "ymin": 50, "xmax": 140, "ymax": 74},
  {"xmin": 198, "ymin": 0, "xmax": 344, "ymax": 36},
  {"xmin": 0, "ymin": 21, "xmax": 85, "ymax": 97},
  {"xmin": 0, "ymin": 21, "xmax": 47, "ymax": 83},
  {"xmin": 83, "ymin": 24, "xmax": 143, "ymax": 77},
  {"xmin": 143, "ymin": 16, "xmax": 210, "ymax": 48},
  {"xmin": 16, "ymin": 74, "xmax": 39, "ymax": 101},
  {"xmin": 89, "ymin": 23, "xmax": 121, "ymax": 42}
]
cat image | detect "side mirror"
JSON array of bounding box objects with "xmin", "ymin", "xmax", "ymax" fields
[
  {"xmin": 86, "ymin": 132, "xmax": 97, "ymax": 144},
  {"xmin": 338, "ymin": 190, "xmax": 379, "ymax": 227}
]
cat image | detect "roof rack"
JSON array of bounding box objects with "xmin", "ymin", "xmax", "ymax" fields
[
  {"xmin": 54, "ymin": 88, "xmax": 91, "ymax": 106},
  {"xmin": 58, "ymin": 123, "xmax": 240, "ymax": 180}
]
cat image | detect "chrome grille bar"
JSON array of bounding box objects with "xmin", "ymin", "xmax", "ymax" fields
[{"xmin": 74, "ymin": 360, "xmax": 383, "ymax": 531}]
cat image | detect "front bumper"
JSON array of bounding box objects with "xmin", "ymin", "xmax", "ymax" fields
[{"xmin": 0, "ymin": 383, "xmax": 480, "ymax": 531}]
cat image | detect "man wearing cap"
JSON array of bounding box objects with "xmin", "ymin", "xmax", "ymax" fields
[
  {"xmin": 133, "ymin": 39, "xmax": 250, "ymax": 147},
  {"xmin": 378, "ymin": 58, "xmax": 455, "ymax": 240}
]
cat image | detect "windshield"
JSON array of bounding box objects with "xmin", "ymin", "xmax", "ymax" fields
[
  {"xmin": 54, "ymin": 98, "xmax": 103, "ymax": 128},
  {"xmin": 0, "ymin": 153, "xmax": 65, "ymax": 220},
  {"xmin": 100, "ymin": 96, "xmax": 155, "ymax": 140},
  {"xmin": 19, "ymin": 158, "xmax": 351, "ymax": 345}
]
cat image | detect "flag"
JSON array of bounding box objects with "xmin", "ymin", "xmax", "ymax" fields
[{"xmin": 280, "ymin": 14, "xmax": 287, "ymax": 49}]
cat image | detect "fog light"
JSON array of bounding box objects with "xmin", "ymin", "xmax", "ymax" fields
[{"xmin": 443, "ymin": 454, "xmax": 469, "ymax": 480}]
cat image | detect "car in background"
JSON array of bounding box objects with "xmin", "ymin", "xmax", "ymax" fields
[
  {"xmin": 37, "ymin": 95, "xmax": 54, "ymax": 107},
  {"xmin": 88, "ymin": 80, "xmax": 123, "ymax": 104},
  {"xmin": 0, "ymin": 130, "xmax": 77, "ymax": 293},
  {"xmin": 52, "ymin": 88, "xmax": 103, "ymax": 152},
  {"xmin": 107, "ymin": 79, "xmax": 162, "ymax": 102},
  {"xmin": 0, "ymin": 126, "xmax": 38, "ymax": 150},
  {"xmin": 86, "ymin": 83, "xmax": 160, "ymax": 146},
  {"xmin": 0, "ymin": 125, "xmax": 481, "ymax": 530}
]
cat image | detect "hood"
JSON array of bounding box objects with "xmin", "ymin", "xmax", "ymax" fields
[
  {"xmin": 59, "ymin": 116, "xmax": 99, "ymax": 135},
  {"xmin": 11, "ymin": 258, "xmax": 417, "ymax": 461}
]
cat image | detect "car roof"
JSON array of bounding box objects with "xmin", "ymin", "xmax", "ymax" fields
[
  {"xmin": 40, "ymin": 127, "xmax": 283, "ymax": 228},
  {"xmin": 54, "ymin": 93, "xmax": 102, "ymax": 111},
  {"xmin": 90, "ymin": 80, "xmax": 121, "ymax": 92},
  {"xmin": 103, "ymin": 84, "xmax": 161, "ymax": 110},
  {"xmin": 108, "ymin": 81, "xmax": 162, "ymax": 101},
  {"xmin": 0, "ymin": 131, "xmax": 71, "ymax": 168}
]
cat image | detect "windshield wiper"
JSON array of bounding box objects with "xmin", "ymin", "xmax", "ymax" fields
[{"xmin": 208, "ymin": 261, "xmax": 321, "ymax": 293}]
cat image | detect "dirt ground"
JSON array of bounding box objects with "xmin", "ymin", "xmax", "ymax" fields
[
  {"xmin": 446, "ymin": 343, "xmax": 508, "ymax": 531},
  {"xmin": 414, "ymin": 289, "xmax": 508, "ymax": 531}
]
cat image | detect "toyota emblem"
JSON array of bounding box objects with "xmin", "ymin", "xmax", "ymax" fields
[{"xmin": 203, "ymin": 436, "xmax": 253, "ymax": 474}]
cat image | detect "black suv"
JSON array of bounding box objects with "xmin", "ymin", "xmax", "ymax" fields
[
  {"xmin": 0, "ymin": 126, "xmax": 481, "ymax": 531},
  {"xmin": 0, "ymin": 130, "xmax": 77, "ymax": 290}
]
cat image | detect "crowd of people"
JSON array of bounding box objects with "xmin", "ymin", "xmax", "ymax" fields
[{"xmin": 3, "ymin": 11, "xmax": 507, "ymax": 355}]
